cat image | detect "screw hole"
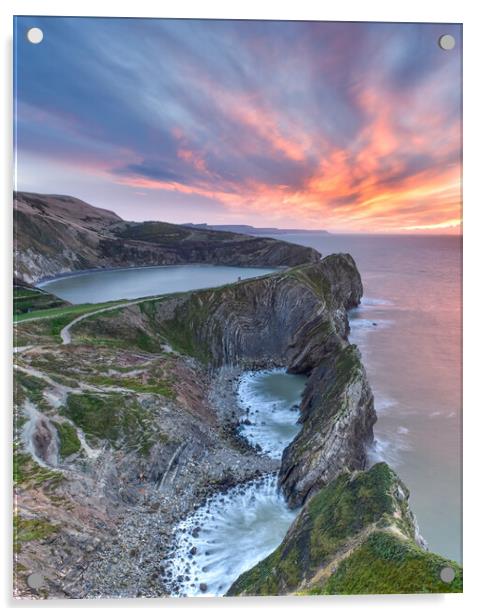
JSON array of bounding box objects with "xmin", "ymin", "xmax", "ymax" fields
[
  {"xmin": 26, "ymin": 28, "xmax": 44, "ymax": 44},
  {"xmin": 439, "ymin": 34, "xmax": 455, "ymax": 51},
  {"xmin": 440, "ymin": 566, "xmax": 455, "ymax": 583},
  {"xmin": 27, "ymin": 573, "xmax": 45, "ymax": 589}
]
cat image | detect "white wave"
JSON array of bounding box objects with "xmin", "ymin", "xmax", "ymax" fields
[
  {"xmin": 368, "ymin": 429, "xmax": 412, "ymax": 468},
  {"xmin": 349, "ymin": 318, "xmax": 394, "ymax": 332},
  {"xmin": 236, "ymin": 369, "xmax": 306, "ymax": 459},
  {"xmin": 165, "ymin": 474, "xmax": 297, "ymax": 597},
  {"xmin": 348, "ymin": 296, "xmax": 394, "ymax": 344},
  {"xmin": 374, "ymin": 395, "xmax": 397, "ymax": 414},
  {"xmin": 361, "ymin": 297, "xmax": 394, "ymax": 307}
]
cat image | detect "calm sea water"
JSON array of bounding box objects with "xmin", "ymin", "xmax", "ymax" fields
[
  {"xmin": 277, "ymin": 233, "xmax": 462, "ymax": 563},
  {"xmin": 37, "ymin": 264, "xmax": 276, "ymax": 304}
]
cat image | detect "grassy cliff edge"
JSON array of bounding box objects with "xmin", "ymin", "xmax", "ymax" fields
[{"xmin": 227, "ymin": 463, "xmax": 462, "ymax": 595}]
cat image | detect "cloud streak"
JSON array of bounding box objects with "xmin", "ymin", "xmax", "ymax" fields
[{"xmin": 14, "ymin": 18, "xmax": 462, "ymax": 232}]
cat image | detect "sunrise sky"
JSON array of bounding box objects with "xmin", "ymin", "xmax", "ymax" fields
[{"xmin": 14, "ymin": 17, "xmax": 462, "ymax": 233}]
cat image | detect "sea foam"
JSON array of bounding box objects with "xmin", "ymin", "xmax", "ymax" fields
[
  {"xmin": 165, "ymin": 474, "xmax": 296, "ymax": 597},
  {"xmin": 236, "ymin": 369, "xmax": 306, "ymax": 459}
]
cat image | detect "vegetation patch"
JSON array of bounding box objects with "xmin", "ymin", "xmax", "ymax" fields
[
  {"xmin": 309, "ymin": 531, "xmax": 463, "ymax": 595},
  {"xmin": 307, "ymin": 462, "xmax": 399, "ymax": 555},
  {"xmin": 117, "ymin": 221, "xmax": 191, "ymax": 243},
  {"xmin": 72, "ymin": 302, "xmax": 167, "ymax": 352},
  {"xmin": 13, "ymin": 446, "xmax": 63, "ymax": 488},
  {"xmin": 228, "ymin": 464, "xmax": 412, "ymax": 596},
  {"xmin": 61, "ymin": 392, "xmax": 167, "ymax": 454},
  {"xmin": 14, "ymin": 514, "xmax": 59, "ymax": 553},
  {"xmin": 87, "ymin": 374, "xmax": 173, "ymax": 397},
  {"xmin": 14, "ymin": 371, "xmax": 49, "ymax": 412},
  {"xmin": 14, "ymin": 286, "xmax": 68, "ymax": 316},
  {"xmin": 14, "ymin": 299, "xmax": 125, "ymax": 325},
  {"xmin": 14, "ymin": 287, "xmax": 40, "ymax": 299},
  {"xmin": 159, "ymin": 318, "xmax": 211, "ymax": 362},
  {"xmin": 52, "ymin": 421, "xmax": 81, "ymax": 457},
  {"xmin": 285, "ymin": 265, "xmax": 330, "ymax": 302},
  {"xmin": 312, "ymin": 345, "xmax": 364, "ymax": 424}
]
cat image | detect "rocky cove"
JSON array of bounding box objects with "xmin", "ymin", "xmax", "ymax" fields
[
  {"xmin": 13, "ymin": 206, "xmax": 462, "ymax": 596},
  {"xmin": 165, "ymin": 369, "xmax": 307, "ymax": 596}
]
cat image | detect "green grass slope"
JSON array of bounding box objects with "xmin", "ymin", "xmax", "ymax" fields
[{"xmin": 228, "ymin": 463, "xmax": 462, "ymax": 596}]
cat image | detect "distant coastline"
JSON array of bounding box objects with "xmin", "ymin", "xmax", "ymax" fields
[{"xmin": 182, "ymin": 223, "xmax": 330, "ymax": 236}]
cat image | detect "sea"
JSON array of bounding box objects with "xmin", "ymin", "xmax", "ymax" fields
[{"xmin": 276, "ymin": 233, "xmax": 462, "ymax": 563}]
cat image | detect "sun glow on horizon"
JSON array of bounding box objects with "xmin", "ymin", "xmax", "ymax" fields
[{"xmin": 401, "ymin": 218, "xmax": 462, "ymax": 232}]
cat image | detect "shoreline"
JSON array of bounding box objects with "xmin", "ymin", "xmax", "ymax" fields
[
  {"xmin": 35, "ymin": 263, "xmax": 286, "ymax": 286},
  {"xmin": 163, "ymin": 365, "xmax": 300, "ymax": 597},
  {"xmin": 79, "ymin": 365, "xmax": 280, "ymax": 599},
  {"xmin": 14, "ymin": 252, "xmax": 455, "ymax": 597}
]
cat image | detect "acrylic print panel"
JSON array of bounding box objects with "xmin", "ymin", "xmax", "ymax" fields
[{"xmin": 13, "ymin": 16, "xmax": 462, "ymax": 598}]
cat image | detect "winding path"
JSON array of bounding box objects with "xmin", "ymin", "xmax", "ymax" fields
[
  {"xmin": 16, "ymin": 269, "xmax": 276, "ymax": 345},
  {"xmin": 59, "ymin": 298, "xmax": 160, "ymax": 345},
  {"xmin": 15, "ymin": 295, "xmax": 165, "ymax": 345}
]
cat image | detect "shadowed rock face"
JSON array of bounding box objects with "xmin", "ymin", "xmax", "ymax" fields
[
  {"xmin": 152, "ymin": 254, "xmax": 363, "ymax": 370},
  {"xmin": 13, "ymin": 191, "xmax": 320, "ymax": 283},
  {"xmin": 31, "ymin": 418, "xmax": 58, "ymax": 466},
  {"xmin": 279, "ymin": 345, "xmax": 376, "ymax": 508}
]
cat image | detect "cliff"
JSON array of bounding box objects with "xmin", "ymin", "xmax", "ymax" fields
[
  {"xmin": 227, "ymin": 463, "xmax": 462, "ymax": 595},
  {"xmin": 279, "ymin": 345, "xmax": 376, "ymax": 507},
  {"xmin": 13, "ymin": 192, "xmax": 320, "ymax": 283},
  {"xmin": 14, "ymin": 280, "xmax": 70, "ymax": 316},
  {"xmin": 71, "ymin": 255, "xmax": 374, "ymax": 510},
  {"xmin": 74, "ymin": 254, "xmax": 361, "ymax": 369},
  {"xmin": 183, "ymin": 223, "xmax": 329, "ymax": 236}
]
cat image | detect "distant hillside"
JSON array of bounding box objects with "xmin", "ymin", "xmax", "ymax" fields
[
  {"xmin": 183, "ymin": 223, "xmax": 330, "ymax": 236},
  {"xmin": 14, "ymin": 192, "xmax": 321, "ymax": 283}
]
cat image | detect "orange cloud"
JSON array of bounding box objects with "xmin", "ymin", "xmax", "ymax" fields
[
  {"xmin": 177, "ymin": 148, "xmax": 208, "ymax": 172},
  {"xmin": 113, "ymin": 80, "xmax": 461, "ymax": 234}
]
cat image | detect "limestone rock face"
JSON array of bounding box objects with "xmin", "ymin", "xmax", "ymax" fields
[
  {"xmin": 154, "ymin": 255, "xmax": 363, "ymax": 370},
  {"xmin": 279, "ymin": 345, "xmax": 376, "ymax": 508}
]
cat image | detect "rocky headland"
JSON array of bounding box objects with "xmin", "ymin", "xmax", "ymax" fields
[
  {"xmin": 13, "ymin": 193, "xmax": 462, "ymax": 598},
  {"xmin": 228, "ymin": 463, "xmax": 462, "ymax": 595}
]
